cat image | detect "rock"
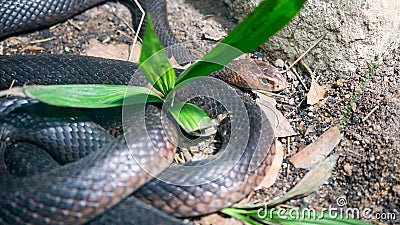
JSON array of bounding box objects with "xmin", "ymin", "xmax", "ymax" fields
[
  {"xmin": 223, "ymin": 0, "xmax": 400, "ymax": 75},
  {"xmin": 393, "ymin": 185, "xmax": 400, "ymax": 197}
]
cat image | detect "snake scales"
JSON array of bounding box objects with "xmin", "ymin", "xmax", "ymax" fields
[{"xmin": 0, "ymin": 0, "xmax": 278, "ymax": 224}]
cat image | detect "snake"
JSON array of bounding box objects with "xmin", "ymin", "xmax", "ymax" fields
[{"xmin": 0, "ymin": 0, "xmax": 285, "ymax": 224}]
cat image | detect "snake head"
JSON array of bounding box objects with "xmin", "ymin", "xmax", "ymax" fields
[
  {"xmin": 218, "ymin": 59, "xmax": 287, "ymax": 92},
  {"xmin": 252, "ymin": 59, "xmax": 287, "ymax": 92}
]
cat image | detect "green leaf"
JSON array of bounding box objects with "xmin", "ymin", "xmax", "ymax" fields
[
  {"xmin": 26, "ymin": 84, "xmax": 162, "ymax": 108},
  {"xmin": 221, "ymin": 208, "xmax": 263, "ymax": 225},
  {"xmin": 176, "ymin": 0, "xmax": 306, "ymax": 84},
  {"xmin": 221, "ymin": 207, "xmax": 374, "ymax": 225},
  {"xmin": 169, "ymin": 102, "xmax": 215, "ymax": 135},
  {"xmin": 139, "ymin": 14, "xmax": 175, "ymax": 95}
]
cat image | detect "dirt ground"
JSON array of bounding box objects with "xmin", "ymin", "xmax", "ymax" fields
[{"xmin": 0, "ymin": 0, "xmax": 398, "ymax": 224}]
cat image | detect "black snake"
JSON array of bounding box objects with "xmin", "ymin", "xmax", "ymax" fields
[{"xmin": 0, "ymin": 0, "xmax": 279, "ymax": 224}]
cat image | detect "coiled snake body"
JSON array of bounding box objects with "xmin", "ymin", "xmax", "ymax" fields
[{"xmin": 0, "ymin": 0, "xmax": 278, "ymax": 224}]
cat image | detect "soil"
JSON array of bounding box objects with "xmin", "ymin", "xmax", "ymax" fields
[{"xmin": 0, "ymin": 0, "xmax": 398, "ymax": 225}]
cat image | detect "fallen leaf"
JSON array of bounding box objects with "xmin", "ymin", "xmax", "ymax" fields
[
  {"xmin": 257, "ymin": 95, "xmax": 297, "ymax": 137},
  {"xmin": 235, "ymin": 154, "xmax": 339, "ymax": 209},
  {"xmin": 257, "ymin": 93, "xmax": 277, "ymax": 107},
  {"xmin": 307, "ymin": 77, "xmax": 328, "ymax": 105},
  {"xmin": 84, "ymin": 38, "xmax": 141, "ymax": 62},
  {"xmin": 289, "ymin": 126, "xmax": 341, "ymax": 169},
  {"xmin": 267, "ymin": 154, "xmax": 339, "ymax": 206},
  {"xmin": 169, "ymin": 56, "xmax": 192, "ymax": 70},
  {"xmin": 255, "ymin": 139, "xmax": 284, "ymax": 189},
  {"xmin": 199, "ymin": 213, "xmax": 243, "ymax": 225}
]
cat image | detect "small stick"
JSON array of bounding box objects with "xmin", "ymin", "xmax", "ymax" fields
[
  {"xmin": 286, "ymin": 62, "xmax": 308, "ymax": 91},
  {"xmin": 6, "ymin": 80, "xmax": 15, "ymax": 97},
  {"xmin": 286, "ymin": 98, "xmax": 306, "ymax": 118},
  {"xmin": 112, "ymin": 12, "xmax": 142, "ymax": 43},
  {"xmin": 174, "ymin": 152, "xmax": 185, "ymax": 164},
  {"xmin": 30, "ymin": 37, "xmax": 56, "ymax": 44},
  {"xmin": 346, "ymin": 149, "xmax": 363, "ymax": 158},
  {"xmin": 274, "ymin": 98, "xmax": 290, "ymax": 104},
  {"xmin": 300, "ymin": 59, "xmax": 316, "ymax": 80},
  {"xmin": 130, "ymin": 0, "xmax": 145, "ymax": 61},
  {"xmin": 68, "ymin": 20, "xmax": 82, "ymax": 31},
  {"xmin": 286, "ymin": 159, "xmax": 290, "ymax": 179},
  {"xmin": 286, "ymin": 35, "xmax": 325, "ymax": 71},
  {"xmin": 49, "ymin": 24, "xmax": 61, "ymax": 30},
  {"xmin": 362, "ymin": 106, "xmax": 379, "ymax": 122},
  {"xmin": 255, "ymin": 90, "xmax": 286, "ymax": 99},
  {"xmin": 287, "ymin": 137, "xmax": 291, "ymax": 180},
  {"xmin": 113, "ymin": 2, "xmax": 143, "ymax": 62},
  {"xmin": 116, "ymin": 29, "xmax": 135, "ymax": 41}
]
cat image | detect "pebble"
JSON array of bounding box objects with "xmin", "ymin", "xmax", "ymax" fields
[
  {"xmin": 274, "ymin": 59, "xmax": 285, "ymax": 68},
  {"xmin": 336, "ymin": 79, "xmax": 345, "ymax": 87},
  {"xmin": 343, "ymin": 163, "xmax": 353, "ymax": 176},
  {"xmin": 393, "ymin": 185, "xmax": 400, "ymax": 196},
  {"xmin": 369, "ymin": 155, "xmax": 375, "ymax": 162},
  {"xmin": 287, "ymin": 70, "xmax": 296, "ymax": 80},
  {"xmin": 383, "ymin": 76, "xmax": 389, "ymax": 83}
]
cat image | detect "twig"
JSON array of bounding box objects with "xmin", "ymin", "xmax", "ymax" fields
[
  {"xmin": 255, "ymin": 90, "xmax": 286, "ymax": 99},
  {"xmin": 49, "ymin": 24, "xmax": 61, "ymax": 30},
  {"xmin": 30, "ymin": 37, "xmax": 56, "ymax": 44},
  {"xmin": 130, "ymin": 0, "xmax": 145, "ymax": 62},
  {"xmin": 286, "ymin": 98, "xmax": 305, "ymax": 118},
  {"xmin": 6, "ymin": 80, "xmax": 15, "ymax": 97},
  {"xmin": 112, "ymin": 12, "xmax": 142, "ymax": 43},
  {"xmin": 300, "ymin": 59, "xmax": 316, "ymax": 80},
  {"xmin": 116, "ymin": 29, "xmax": 135, "ymax": 41},
  {"xmin": 174, "ymin": 152, "xmax": 185, "ymax": 164},
  {"xmin": 286, "ymin": 62, "xmax": 308, "ymax": 91},
  {"xmin": 286, "ymin": 35, "xmax": 325, "ymax": 71},
  {"xmin": 346, "ymin": 149, "xmax": 363, "ymax": 158},
  {"xmin": 67, "ymin": 20, "xmax": 82, "ymax": 31},
  {"xmin": 362, "ymin": 106, "xmax": 379, "ymax": 122}
]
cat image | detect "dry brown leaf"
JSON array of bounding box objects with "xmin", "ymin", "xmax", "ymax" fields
[
  {"xmin": 168, "ymin": 56, "xmax": 192, "ymax": 70},
  {"xmin": 255, "ymin": 140, "xmax": 284, "ymax": 189},
  {"xmin": 307, "ymin": 77, "xmax": 328, "ymax": 105},
  {"xmin": 234, "ymin": 154, "xmax": 339, "ymax": 209},
  {"xmin": 289, "ymin": 126, "xmax": 341, "ymax": 169},
  {"xmin": 267, "ymin": 154, "xmax": 339, "ymax": 206},
  {"xmin": 199, "ymin": 213, "xmax": 243, "ymax": 225},
  {"xmin": 274, "ymin": 110, "xmax": 297, "ymax": 137},
  {"xmin": 257, "ymin": 95, "xmax": 297, "ymax": 137},
  {"xmin": 84, "ymin": 39, "xmax": 141, "ymax": 62},
  {"xmin": 21, "ymin": 45, "xmax": 46, "ymax": 52}
]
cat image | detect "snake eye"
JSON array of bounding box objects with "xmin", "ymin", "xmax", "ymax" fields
[{"xmin": 261, "ymin": 77, "xmax": 272, "ymax": 85}]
